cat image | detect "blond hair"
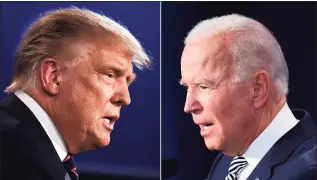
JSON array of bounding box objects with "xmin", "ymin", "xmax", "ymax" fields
[{"xmin": 5, "ymin": 7, "xmax": 150, "ymax": 93}]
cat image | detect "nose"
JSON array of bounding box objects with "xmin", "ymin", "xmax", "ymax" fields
[
  {"xmin": 111, "ymin": 81, "xmax": 131, "ymax": 107},
  {"xmin": 184, "ymin": 88, "xmax": 202, "ymax": 113}
]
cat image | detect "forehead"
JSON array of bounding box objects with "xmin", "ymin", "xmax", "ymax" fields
[
  {"xmin": 69, "ymin": 41, "xmax": 134, "ymax": 72},
  {"xmin": 181, "ymin": 37, "xmax": 232, "ymax": 81},
  {"xmin": 95, "ymin": 45, "xmax": 133, "ymax": 69}
]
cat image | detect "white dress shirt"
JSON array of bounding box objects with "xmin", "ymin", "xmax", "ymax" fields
[
  {"xmin": 238, "ymin": 103, "xmax": 299, "ymax": 180},
  {"xmin": 15, "ymin": 90, "xmax": 68, "ymax": 161}
]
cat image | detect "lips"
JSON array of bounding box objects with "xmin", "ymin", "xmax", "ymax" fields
[
  {"xmin": 198, "ymin": 123, "xmax": 214, "ymax": 137},
  {"xmin": 102, "ymin": 115, "xmax": 119, "ymax": 131},
  {"xmin": 198, "ymin": 123, "xmax": 213, "ymax": 129},
  {"xmin": 202, "ymin": 124, "xmax": 212, "ymax": 130}
]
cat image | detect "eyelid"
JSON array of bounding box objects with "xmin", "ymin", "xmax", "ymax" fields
[
  {"xmin": 106, "ymin": 72, "xmax": 115, "ymax": 78},
  {"xmin": 196, "ymin": 83, "xmax": 216, "ymax": 90},
  {"xmin": 199, "ymin": 85, "xmax": 210, "ymax": 91}
]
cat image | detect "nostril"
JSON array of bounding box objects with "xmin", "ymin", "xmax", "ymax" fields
[{"xmin": 115, "ymin": 101, "xmax": 125, "ymax": 107}]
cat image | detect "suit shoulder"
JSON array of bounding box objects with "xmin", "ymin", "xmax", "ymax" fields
[
  {"xmin": 287, "ymin": 152, "xmax": 316, "ymax": 180},
  {"xmin": 282, "ymin": 136, "xmax": 317, "ymax": 179},
  {"xmin": 291, "ymin": 141, "xmax": 316, "ymax": 167},
  {"xmin": 0, "ymin": 108, "xmax": 20, "ymax": 132}
]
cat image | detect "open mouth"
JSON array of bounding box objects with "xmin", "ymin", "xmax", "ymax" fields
[
  {"xmin": 103, "ymin": 117, "xmax": 116, "ymax": 131},
  {"xmin": 103, "ymin": 117, "xmax": 113, "ymax": 124},
  {"xmin": 202, "ymin": 124, "xmax": 213, "ymax": 130}
]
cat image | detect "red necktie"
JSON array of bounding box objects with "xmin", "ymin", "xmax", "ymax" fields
[{"xmin": 63, "ymin": 154, "xmax": 79, "ymax": 180}]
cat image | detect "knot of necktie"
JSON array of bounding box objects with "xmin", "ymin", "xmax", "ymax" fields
[
  {"xmin": 63, "ymin": 154, "xmax": 79, "ymax": 180},
  {"xmin": 225, "ymin": 156, "xmax": 248, "ymax": 180}
]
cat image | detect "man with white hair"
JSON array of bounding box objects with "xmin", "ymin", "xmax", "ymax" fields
[
  {"xmin": 180, "ymin": 14, "xmax": 316, "ymax": 180},
  {"xmin": 0, "ymin": 7, "xmax": 150, "ymax": 180}
]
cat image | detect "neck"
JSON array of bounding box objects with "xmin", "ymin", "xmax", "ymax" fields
[
  {"xmin": 237, "ymin": 95, "xmax": 286, "ymax": 155},
  {"xmin": 24, "ymin": 87, "xmax": 55, "ymax": 117}
]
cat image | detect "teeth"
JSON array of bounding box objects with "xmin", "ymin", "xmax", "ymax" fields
[
  {"xmin": 203, "ymin": 125, "xmax": 211, "ymax": 130},
  {"xmin": 104, "ymin": 118, "xmax": 115, "ymax": 130},
  {"xmin": 104, "ymin": 118, "xmax": 111, "ymax": 124}
]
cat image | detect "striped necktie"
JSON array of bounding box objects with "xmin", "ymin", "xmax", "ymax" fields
[
  {"xmin": 63, "ymin": 154, "xmax": 79, "ymax": 180},
  {"xmin": 225, "ymin": 156, "xmax": 248, "ymax": 180}
]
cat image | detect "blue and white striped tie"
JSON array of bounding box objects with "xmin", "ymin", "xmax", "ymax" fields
[{"xmin": 225, "ymin": 156, "xmax": 248, "ymax": 180}]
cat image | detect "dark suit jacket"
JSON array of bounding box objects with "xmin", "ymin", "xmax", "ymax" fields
[
  {"xmin": 207, "ymin": 109, "xmax": 316, "ymax": 180},
  {"xmin": 0, "ymin": 94, "xmax": 68, "ymax": 180}
]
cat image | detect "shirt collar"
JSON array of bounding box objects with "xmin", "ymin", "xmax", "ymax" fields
[
  {"xmin": 242, "ymin": 102, "xmax": 299, "ymax": 168},
  {"xmin": 15, "ymin": 90, "xmax": 68, "ymax": 161}
]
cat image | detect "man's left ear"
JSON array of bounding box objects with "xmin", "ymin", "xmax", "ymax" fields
[
  {"xmin": 38, "ymin": 57, "xmax": 62, "ymax": 96},
  {"xmin": 252, "ymin": 70, "xmax": 270, "ymax": 108}
]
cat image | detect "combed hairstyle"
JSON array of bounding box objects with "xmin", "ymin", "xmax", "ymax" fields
[
  {"xmin": 185, "ymin": 14, "xmax": 289, "ymax": 95},
  {"xmin": 5, "ymin": 7, "xmax": 150, "ymax": 93}
]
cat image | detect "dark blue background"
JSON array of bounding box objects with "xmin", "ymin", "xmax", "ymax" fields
[
  {"xmin": 162, "ymin": 2, "xmax": 317, "ymax": 180},
  {"xmin": 0, "ymin": 2, "xmax": 160, "ymax": 179}
]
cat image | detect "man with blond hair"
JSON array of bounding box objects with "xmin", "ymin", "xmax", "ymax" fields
[
  {"xmin": 180, "ymin": 14, "xmax": 316, "ymax": 180},
  {"xmin": 0, "ymin": 7, "xmax": 150, "ymax": 180}
]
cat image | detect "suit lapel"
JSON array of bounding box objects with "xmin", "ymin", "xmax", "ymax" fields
[
  {"xmin": 247, "ymin": 110, "xmax": 316, "ymax": 180},
  {"xmin": 208, "ymin": 154, "xmax": 232, "ymax": 180},
  {"xmin": 0, "ymin": 94, "xmax": 67, "ymax": 180}
]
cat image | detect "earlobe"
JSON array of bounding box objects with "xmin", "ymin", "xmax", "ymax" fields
[
  {"xmin": 253, "ymin": 71, "xmax": 270, "ymax": 108},
  {"xmin": 39, "ymin": 58, "xmax": 61, "ymax": 96}
]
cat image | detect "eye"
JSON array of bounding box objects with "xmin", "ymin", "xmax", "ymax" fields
[
  {"xmin": 198, "ymin": 84, "xmax": 216, "ymax": 91},
  {"xmin": 106, "ymin": 73, "xmax": 115, "ymax": 78},
  {"xmin": 199, "ymin": 85, "xmax": 208, "ymax": 90}
]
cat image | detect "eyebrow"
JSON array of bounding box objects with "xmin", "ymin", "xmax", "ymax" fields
[
  {"xmin": 107, "ymin": 64, "xmax": 126, "ymax": 76},
  {"xmin": 179, "ymin": 78, "xmax": 217, "ymax": 87},
  {"xmin": 101, "ymin": 64, "xmax": 136, "ymax": 84},
  {"xmin": 198, "ymin": 78, "xmax": 217, "ymax": 86}
]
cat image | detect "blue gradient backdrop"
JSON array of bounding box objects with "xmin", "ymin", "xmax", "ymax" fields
[{"xmin": 0, "ymin": 2, "xmax": 160, "ymax": 179}]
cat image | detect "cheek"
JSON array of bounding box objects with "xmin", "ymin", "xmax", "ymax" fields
[
  {"xmin": 97, "ymin": 76, "xmax": 116, "ymax": 102},
  {"xmin": 220, "ymin": 90, "xmax": 252, "ymax": 133},
  {"xmin": 95, "ymin": 83, "xmax": 115, "ymax": 112},
  {"xmin": 63, "ymin": 75, "xmax": 114, "ymax": 115},
  {"xmin": 200, "ymin": 91, "xmax": 242, "ymax": 133},
  {"xmin": 82, "ymin": 74, "xmax": 114, "ymax": 103},
  {"xmin": 100, "ymin": 85, "xmax": 114, "ymax": 101},
  {"xmin": 200, "ymin": 92, "xmax": 231, "ymax": 120}
]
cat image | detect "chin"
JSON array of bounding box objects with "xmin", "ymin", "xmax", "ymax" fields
[
  {"xmin": 98, "ymin": 135, "xmax": 111, "ymax": 147},
  {"xmin": 205, "ymin": 141, "xmax": 215, "ymax": 150},
  {"xmin": 102, "ymin": 139, "xmax": 111, "ymax": 146},
  {"xmin": 204, "ymin": 138, "xmax": 222, "ymax": 151},
  {"xmin": 85, "ymin": 136, "xmax": 111, "ymax": 151},
  {"xmin": 206, "ymin": 144, "xmax": 216, "ymax": 150}
]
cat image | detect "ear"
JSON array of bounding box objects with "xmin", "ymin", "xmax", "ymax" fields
[
  {"xmin": 251, "ymin": 70, "xmax": 270, "ymax": 108},
  {"xmin": 38, "ymin": 58, "xmax": 62, "ymax": 96}
]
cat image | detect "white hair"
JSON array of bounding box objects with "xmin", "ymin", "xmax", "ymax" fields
[{"xmin": 185, "ymin": 14, "xmax": 289, "ymax": 95}]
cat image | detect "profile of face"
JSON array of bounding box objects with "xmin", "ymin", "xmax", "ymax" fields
[
  {"xmin": 42, "ymin": 40, "xmax": 135, "ymax": 154},
  {"xmin": 180, "ymin": 37, "xmax": 257, "ymax": 155}
]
